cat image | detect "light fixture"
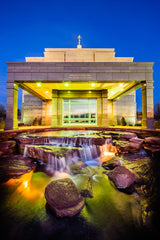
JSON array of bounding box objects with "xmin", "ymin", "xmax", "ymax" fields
[
  {"xmin": 37, "ymin": 82, "xmax": 41, "ymax": 87},
  {"xmin": 120, "ymin": 83, "xmax": 123, "ymax": 87},
  {"xmin": 91, "ymin": 83, "xmax": 95, "ymax": 87},
  {"xmin": 111, "ymin": 90, "xmax": 114, "ymax": 94},
  {"xmin": 45, "ymin": 91, "xmax": 49, "ymax": 94},
  {"xmin": 65, "ymin": 83, "xmax": 69, "ymax": 87}
]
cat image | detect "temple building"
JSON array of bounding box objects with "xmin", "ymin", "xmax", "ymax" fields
[{"xmin": 5, "ymin": 39, "xmax": 155, "ymax": 130}]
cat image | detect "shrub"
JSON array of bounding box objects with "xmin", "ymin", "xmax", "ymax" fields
[{"xmin": 121, "ymin": 117, "xmax": 127, "ymax": 126}]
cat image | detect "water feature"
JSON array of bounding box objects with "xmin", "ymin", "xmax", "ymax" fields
[
  {"xmin": 0, "ymin": 129, "xmax": 160, "ymax": 240},
  {"xmin": 21, "ymin": 130, "xmax": 111, "ymax": 174}
]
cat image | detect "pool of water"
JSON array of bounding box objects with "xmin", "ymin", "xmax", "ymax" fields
[{"xmin": 0, "ymin": 165, "xmax": 145, "ymax": 240}]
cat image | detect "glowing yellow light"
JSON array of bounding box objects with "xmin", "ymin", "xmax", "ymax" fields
[
  {"xmin": 37, "ymin": 83, "xmax": 41, "ymax": 87},
  {"xmin": 104, "ymin": 151, "xmax": 115, "ymax": 156},
  {"xmin": 111, "ymin": 91, "xmax": 114, "ymax": 94},
  {"xmin": 91, "ymin": 83, "xmax": 95, "ymax": 87},
  {"xmin": 45, "ymin": 91, "xmax": 49, "ymax": 93},
  {"xmin": 120, "ymin": 83, "xmax": 123, "ymax": 87},
  {"xmin": 65, "ymin": 83, "xmax": 69, "ymax": 87},
  {"xmin": 23, "ymin": 181, "xmax": 28, "ymax": 188}
]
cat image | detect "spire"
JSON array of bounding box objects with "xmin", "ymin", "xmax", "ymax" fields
[{"xmin": 77, "ymin": 35, "xmax": 82, "ymax": 48}]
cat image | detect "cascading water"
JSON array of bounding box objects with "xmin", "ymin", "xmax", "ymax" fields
[{"xmin": 22, "ymin": 133, "xmax": 116, "ymax": 174}]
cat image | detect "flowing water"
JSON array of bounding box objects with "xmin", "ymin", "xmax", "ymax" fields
[{"xmin": 0, "ymin": 130, "xmax": 158, "ymax": 240}]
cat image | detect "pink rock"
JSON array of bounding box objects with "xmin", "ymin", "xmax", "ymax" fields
[
  {"xmin": 0, "ymin": 140, "xmax": 16, "ymax": 149},
  {"xmin": 129, "ymin": 137, "xmax": 144, "ymax": 144},
  {"xmin": 108, "ymin": 166, "xmax": 140, "ymax": 192},
  {"xmin": 45, "ymin": 178, "xmax": 85, "ymax": 217},
  {"xmin": 119, "ymin": 142, "xmax": 142, "ymax": 153},
  {"xmin": 145, "ymin": 137, "xmax": 160, "ymax": 145}
]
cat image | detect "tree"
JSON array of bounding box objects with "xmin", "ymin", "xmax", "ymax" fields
[
  {"xmin": 0, "ymin": 103, "xmax": 6, "ymax": 120},
  {"xmin": 154, "ymin": 102, "xmax": 160, "ymax": 120}
]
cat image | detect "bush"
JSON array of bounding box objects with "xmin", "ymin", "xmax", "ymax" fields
[
  {"xmin": 0, "ymin": 120, "xmax": 5, "ymax": 129},
  {"xmin": 121, "ymin": 117, "xmax": 127, "ymax": 126}
]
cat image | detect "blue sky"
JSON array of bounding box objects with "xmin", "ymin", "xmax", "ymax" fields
[{"xmin": 0, "ymin": 0, "xmax": 160, "ymax": 111}]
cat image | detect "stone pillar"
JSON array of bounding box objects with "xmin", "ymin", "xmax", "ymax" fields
[
  {"xmin": 101, "ymin": 90, "xmax": 109, "ymax": 127},
  {"xmin": 41, "ymin": 101, "xmax": 47, "ymax": 125},
  {"xmin": 141, "ymin": 84, "xmax": 147, "ymax": 128},
  {"xmin": 107, "ymin": 100, "xmax": 115, "ymax": 126},
  {"xmin": 57, "ymin": 98, "xmax": 62, "ymax": 126},
  {"xmin": 97, "ymin": 97, "xmax": 102, "ymax": 126},
  {"xmin": 51, "ymin": 90, "xmax": 58, "ymax": 127},
  {"xmin": 146, "ymin": 81, "xmax": 155, "ymax": 129},
  {"xmin": 142, "ymin": 82, "xmax": 155, "ymax": 129},
  {"xmin": 5, "ymin": 83, "xmax": 19, "ymax": 130}
]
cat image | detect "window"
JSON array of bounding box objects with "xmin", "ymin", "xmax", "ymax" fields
[{"xmin": 63, "ymin": 99, "xmax": 97, "ymax": 125}]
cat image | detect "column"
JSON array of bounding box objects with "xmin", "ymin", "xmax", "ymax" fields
[
  {"xmin": 141, "ymin": 82, "xmax": 155, "ymax": 129},
  {"xmin": 141, "ymin": 84, "xmax": 147, "ymax": 128},
  {"xmin": 5, "ymin": 83, "xmax": 19, "ymax": 130},
  {"xmin": 51, "ymin": 90, "xmax": 58, "ymax": 127},
  {"xmin": 41, "ymin": 101, "xmax": 47, "ymax": 125},
  {"xmin": 107, "ymin": 100, "xmax": 115, "ymax": 126},
  {"xmin": 101, "ymin": 90, "xmax": 109, "ymax": 127},
  {"xmin": 146, "ymin": 81, "xmax": 155, "ymax": 129},
  {"xmin": 57, "ymin": 98, "xmax": 62, "ymax": 126},
  {"xmin": 97, "ymin": 97, "xmax": 102, "ymax": 126}
]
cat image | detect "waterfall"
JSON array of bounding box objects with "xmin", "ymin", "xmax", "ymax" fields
[
  {"xmin": 22, "ymin": 135, "xmax": 113, "ymax": 172},
  {"xmin": 23, "ymin": 145, "xmax": 28, "ymax": 157},
  {"xmin": 46, "ymin": 155, "xmax": 67, "ymax": 174}
]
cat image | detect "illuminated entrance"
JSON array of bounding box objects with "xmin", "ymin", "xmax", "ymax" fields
[
  {"xmin": 5, "ymin": 44, "xmax": 155, "ymax": 129},
  {"xmin": 63, "ymin": 99, "xmax": 97, "ymax": 125}
]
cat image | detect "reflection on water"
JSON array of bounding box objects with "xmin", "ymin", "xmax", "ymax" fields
[{"xmin": 0, "ymin": 165, "xmax": 146, "ymax": 240}]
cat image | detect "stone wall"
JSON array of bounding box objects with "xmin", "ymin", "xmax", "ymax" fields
[
  {"xmin": 114, "ymin": 92, "xmax": 136, "ymax": 126},
  {"xmin": 22, "ymin": 93, "xmax": 42, "ymax": 125},
  {"xmin": 22, "ymin": 91, "xmax": 136, "ymax": 127}
]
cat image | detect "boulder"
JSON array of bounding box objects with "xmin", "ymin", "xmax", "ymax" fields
[
  {"xmin": 108, "ymin": 166, "xmax": 140, "ymax": 193},
  {"xmin": 102, "ymin": 156, "xmax": 121, "ymax": 170},
  {"xmin": 145, "ymin": 137, "xmax": 160, "ymax": 145},
  {"xmin": 0, "ymin": 155, "xmax": 36, "ymax": 183},
  {"xmin": 129, "ymin": 137, "xmax": 144, "ymax": 144},
  {"xmin": 117, "ymin": 141, "xmax": 142, "ymax": 153},
  {"xmin": 118, "ymin": 132, "xmax": 137, "ymax": 140},
  {"xmin": 0, "ymin": 140, "xmax": 17, "ymax": 155},
  {"xmin": 45, "ymin": 178, "xmax": 85, "ymax": 217},
  {"xmin": 0, "ymin": 140, "xmax": 16, "ymax": 149},
  {"xmin": 144, "ymin": 146, "xmax": 160, "ymax": 157}
]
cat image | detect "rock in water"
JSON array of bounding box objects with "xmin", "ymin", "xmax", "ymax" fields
[
  {"xmin": 45, "ymin": 178, "xmax": 85, "ymax": 217},
  {"xmin": 145, "ymin": 137, "xmax": 160, "ymax": 145},
  {"xmin": 108, "ymin": 166, "xmax": 141, "ymax": 193},
  {"xmin": 102, "ymin": 156, "xmax": 121, "ymax": 170}
]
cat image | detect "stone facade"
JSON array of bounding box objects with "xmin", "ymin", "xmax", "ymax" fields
[{"xmin": 5, "ymin": 46, "xmax": 154, "ymax": 130}]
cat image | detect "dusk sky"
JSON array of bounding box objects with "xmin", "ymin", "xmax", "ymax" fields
[{"xmin": 0, "ymin": 0, "xmax": 160, "ymax": 111}]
